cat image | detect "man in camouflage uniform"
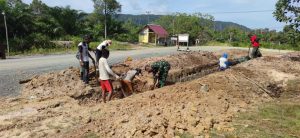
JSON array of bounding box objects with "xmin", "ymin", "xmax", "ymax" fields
[{"xmin": 145, "ymin": 60, "xmax": 171, "ymax": 88}]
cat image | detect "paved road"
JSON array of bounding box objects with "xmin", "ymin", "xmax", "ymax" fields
[{"xmin": 0, "ymin": 46, "xmax": 288, "ymax": 97}]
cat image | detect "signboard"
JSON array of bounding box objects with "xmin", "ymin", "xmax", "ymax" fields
[
  {"xmin": 178, "ymin": 34, "xmax": 189, "ymax": 43},
  {"xmin": 171, "ymin": 37, "xmax": 178, "ymax": 41}
]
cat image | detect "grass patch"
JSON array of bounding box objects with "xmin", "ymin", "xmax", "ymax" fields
[
  {"xmin": 206, "ymin": 41, "xmax": 300, "ymax": 51},
  {"xmin": 204, "ymin": 41, "xmax": 231, "ymax": 46},
  {"xmin": 138, "ymin": 43, "xmax": 167, "ymax": 48},
  {"xmin": 10, "ymin": 47, "xmax": 76, "ymax": 56},
  {"xmin": 175, "ymin": 131, "xmax": 194, "ymax": 138},
  {"xmin": 89, "ymin": 41, "xmax": 133, "ymax": 51},
  {"xmin": 220, "ymin": 102, "xmax": 300, "ymax": 138},
  {"xmin": 9, "ymin": 41, "xmax": 134, "ymax": 56},
  {"xmin": 285, "ymin": 79, "xmax": 300, "ymax": 98}
]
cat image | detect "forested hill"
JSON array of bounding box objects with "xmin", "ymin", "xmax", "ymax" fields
[
  {"xmin": 214, "ymin": 21, "xmax": 251, "ymax": 31},
  {"xmin": 115, "ymin": 14, "xmax": 251, "ymax": 31},
  {"xmin": 115, "ymin": 14, "xmax": 161, "ymax": 26}
]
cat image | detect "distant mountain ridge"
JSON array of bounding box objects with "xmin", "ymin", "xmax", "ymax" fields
[
  {"xmin": 115, "ymin": 14, "xmax": 251, "ymax": 31},
  {"xmin": 214, "ymin": 21, "xmax": 251, "ymax": 31}
]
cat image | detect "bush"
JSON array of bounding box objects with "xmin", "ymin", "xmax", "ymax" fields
[
  {"xmin": 231, "ymin": 42, "xmax": 240, "ymax": 47},
  {"xmin": 71, "ymin": 36, "xmax": 82, "ymax": 47},
  {"xmin": 29, "ymin": 33, "xmax": 57, "ymax": 49},
  {"xmin": 115, "ymin": 33, "xmax": 138, "ymax": 43},
  {"xmin": 216, "ymin": 38, "xmax": 226, "ymax": 43},
  {"xmin": 10, "ymin": 38, "xmax": 31, "ymax": 53}
]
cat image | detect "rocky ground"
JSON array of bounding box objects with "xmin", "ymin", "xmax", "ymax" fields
[{"xmin": 0, "ymin": 50, "xmax": 299, "ymax": 138}]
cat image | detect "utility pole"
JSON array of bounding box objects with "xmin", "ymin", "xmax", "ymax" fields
[
  {"xmin": 104, "ymin": 1, "xmax": 107, "ymax": 39},
  {"xmin": 2, "ymin": 11, "xmax": 9, "ymax": 57},
  {"xmin": 172, "ymin": 18, "xmax": 175, "ymax": 35},
  {"xmin": 146, "ymin": 11, "xmax": 150, "ymax": 24}
]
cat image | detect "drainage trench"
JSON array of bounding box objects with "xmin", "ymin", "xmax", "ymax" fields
[
  {"xmin": 167, "ymin": 62, "xmax": 219, "ymax": 83},
  {"xmin": 77, "ymin": 57, "xmax": 248, "ymax": 104}
]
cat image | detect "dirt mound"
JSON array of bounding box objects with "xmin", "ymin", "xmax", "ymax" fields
[
  {"xmin": 110, "ymin": 51, "xmax": 220, "ymax": 93},
  {"xmin": 21, "ymin": 50, "xmax": 247, "ymax": 101},
  {"xmin": 110, "ymin": 50, "xmax": 247, "ymax": 95},
  {"xmin": 282, "ymin": 52, "xmax": 300, "ymax": 62},
  {"xmin": 20, "ymin": 67, "xmax": 101, "ymax": 105},
  {"xmin": 127, "ymin": 51, "xmax": 218, "ymax": 69},
  {"xmin": 17, "ymin": 52, "xmax": 221, "ymax": 106},
  {"xmin": 58, "ymin": 56, "xmax": 300, "ymax": 138}
]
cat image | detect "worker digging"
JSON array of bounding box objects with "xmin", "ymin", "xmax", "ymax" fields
[
  {"xmin": 98, "ymin": 48, "xmax": 119, "ymax": 103},
  {"xmin": 120, "ymin": 68, "xmax": 144, "ymax": 97},
  {"xmin": 145, "ymin": 60, "xmax": 171, "ymax": 89}
]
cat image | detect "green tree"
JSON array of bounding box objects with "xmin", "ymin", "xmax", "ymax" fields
[
  {"xmin": 155, "ymin": 13, "xmax": 214, "ymax": 44},
  {"xmin": 283, "ymin": 25, "xmax": 300, "ymax": 46},
  {"xmin": 49, "ymin": 6, "xmax": 83, "ymax": 36},
  {"xmin": 115, "ymin": 20, "xmax": 140, "ymax": 42},
  {"xmin": 92, "ymin": 0, "xmax": 121, "ymax": 38},
  {"xmin": 274, "ymin": 0, "xmax": 300, "ymax": 31}
]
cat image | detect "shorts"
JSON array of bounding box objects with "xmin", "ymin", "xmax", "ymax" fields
[{"xmin": 100, "ymin": 80, "xmax": 112, "ymax": 92}]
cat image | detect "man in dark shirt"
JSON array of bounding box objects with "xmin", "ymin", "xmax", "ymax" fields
[
  {"xmin": 145, "ymin": 60, "xmax": 171, "ymax": 89},
  {"xmin": 77, "ymin": 35, "xmax": 95, "ymax": 84}
]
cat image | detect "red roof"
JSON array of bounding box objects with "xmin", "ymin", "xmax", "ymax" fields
[{"xmin": 145, "ymin": 24, "xmax": 168, "ymax": 37}]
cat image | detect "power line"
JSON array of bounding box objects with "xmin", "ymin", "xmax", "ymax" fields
[{"xmin": 204, "ymin": 10, "xmax": 274, "ymax": 14}]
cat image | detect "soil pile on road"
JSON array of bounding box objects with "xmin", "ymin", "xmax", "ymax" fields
[{"xmin": 21, "ymin": 67, "xmax": 97, "ymax": 101}]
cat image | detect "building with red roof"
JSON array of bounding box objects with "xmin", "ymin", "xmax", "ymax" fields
[{"xmin": 138, "ymin": 24, "xmax": 169, "ymax": 45}]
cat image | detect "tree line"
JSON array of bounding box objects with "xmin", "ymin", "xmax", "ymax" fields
[{"xmin": 0, "ymin": 0, "xmax": 299, "ymax": 53}]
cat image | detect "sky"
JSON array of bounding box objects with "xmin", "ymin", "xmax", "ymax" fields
[{"xmin": 22, "ymin": 0, "xmax": 286, "ymax": 31}]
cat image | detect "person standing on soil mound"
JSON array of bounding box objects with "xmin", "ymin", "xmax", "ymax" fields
[
  {"xmin": 77, "ymin": 35, "xmax": 95, "ymax": 84},
  {"xmin": 248, "ymin": 34, "xmax": 262, "ymax": 58},
  {"xmin": 98, "ymin": 49, "xmax": 120, "ymax": 103},
  {"xmin": 145, "ymin": 60, "xmax": 171, "ymax": 89},
  {"xmin": 95, "ymin": 40, "xmax": 112, "ymax": 65},
  {"xmin": 120, "ymin": 68, "xmax": 143, "ymax": 96}
]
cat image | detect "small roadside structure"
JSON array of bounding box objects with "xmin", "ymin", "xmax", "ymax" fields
[
  {"xmin": 138, "ymin": 24, "xmax": 168, "ymax": 45},
  {"xmin": 170, "ymin": 36, "xmax": 178, "ymax": 46},
  {"xmin": 177, "ymin": 34, "xmax": 190, "ymax": 51}
]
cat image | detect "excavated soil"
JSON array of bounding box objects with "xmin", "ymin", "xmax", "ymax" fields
[
  {"xmin": 0, "ymin": 50, "xmax": 300, "ymax": 138},
  {"xmin": 282, "ymin": 51, "xmax": 300, "ymax": 62},
  {"xmin": 20, "ymin": 51, "xmax": 225, "ymax": 105}
]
